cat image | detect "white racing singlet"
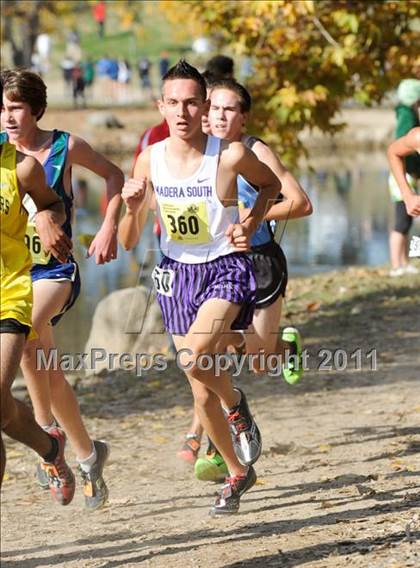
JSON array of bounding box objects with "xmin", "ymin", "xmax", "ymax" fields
[{"xmin": 150, "ymin": 135, "xmax": 238, "ymax": 263}]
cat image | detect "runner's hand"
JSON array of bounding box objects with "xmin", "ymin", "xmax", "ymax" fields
[
  {"xmin": 405, "ymin": 193, "xmax": 420, "ymax": 217},
  {"xmin": 225, "ymin": 223, "xmax": 251, "ymax": 251},
  {"xmin": 122, "ymin": 178, "xmax": 147, "ymax": 214},
  {"xmin": 87, "ymin": 221, "xmax": 118, "ymax": 264},
  {"xmin": 35, "ymin": 211, "xmax": 72, "ymax": 263}
]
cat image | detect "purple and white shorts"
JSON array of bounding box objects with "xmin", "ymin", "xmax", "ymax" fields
[{"xmin": 152, "ymin": 253, "xmax": 256, "ymax": 336}]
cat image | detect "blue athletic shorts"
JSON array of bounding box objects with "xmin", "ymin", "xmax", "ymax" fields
[{"xmin": 31, "ymin": 259, "xmax": 81, "ymax": 326}]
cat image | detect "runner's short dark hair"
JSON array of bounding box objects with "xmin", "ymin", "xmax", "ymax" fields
[
  {"xmin": 202, "ymin": 70, "xmax": 220, "ymax": 89},
  {"xmin": 205, "ymin": 55, "xmax": 234, "ymax": 79},
  {"xmin": 1, "ymin": 68, "xmax": 47, "ymax": 121},
  {"xmin": 210, "ymin": 78, "xmax": 252, "ymax": 113},
  {"xmin": 162, "ymin": 59, "xmax": 207, "ymax": 101}
]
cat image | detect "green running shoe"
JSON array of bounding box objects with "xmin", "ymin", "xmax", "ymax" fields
[
  {"xmin": 281, "ymin": 327, "xmax": 303, "ymax": 385},
  {"xmin": 195, "ymin": 451, "xmax": 228, "ymax": 482}
]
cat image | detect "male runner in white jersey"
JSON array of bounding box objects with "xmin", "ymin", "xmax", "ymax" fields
[
  {"xmin": 388, "ymin": 127, "xmax": 420, "ymax": 259},
  {"xmin": 119, "ymin": 60, "xmax": 281, "ymax": 514}
]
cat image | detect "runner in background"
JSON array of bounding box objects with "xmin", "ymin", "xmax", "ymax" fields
[
  {"xmin": 388, "ymin": 79, "xmax": 420, "ymax": 276},
  {"xmin": 387, "ymin": 126, "xmax": 420, "ymax": 259},
  {"xmin": 93, "ymin": 1, "xmax": 106, "ymax": 39},
  {"xmin": 1, "ymin": 68, "xmax": 123, "ymax": 510},
  {"xmin": 1, "ymin": 134, "xmax": 75, "ymax": 506},
  {"xmin": 182, "ymin": 79, "xmax": 313, "ymax": 481}
]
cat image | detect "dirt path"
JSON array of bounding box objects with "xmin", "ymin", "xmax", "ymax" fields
[{"xmin": 1, "ymin": 267, "xmax": 420, "ymax": 567}]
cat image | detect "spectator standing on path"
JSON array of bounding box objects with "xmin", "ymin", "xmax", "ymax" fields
[
  {"xmin": 82, "ymin": 58, "xmax": 95, "ymax": 97},
  {"xmin": 35, "ymin": 34, "xmax": 51, "ymax": 75},
  {"xmin": 159, "ymin": 52, "xmax": 170, "ymax": 81},
  {"xmin": 96, "ymin": 55, "xmax": 114, "ymax": 101},
  {"xmin": 83, "ymin": 58, "xmax": 95, "ymax": 86},
  {"xmin": 66, "ymin": 29, "xmax": 81, "ymax": 64},
  {"xmin": 93, "ymin": 1, "xmax": 106, "ymax": 38},
  {"xmin": 96, "ymin": 55, "xmax": 111, "ymax": 79},
  {"xmin": 117, "ymin": 59, "xmax": 131, "ymax": 102},
  {"xmin": 30, "ymin": 51, "xmax": 43, "ymax": 76},
  {"xmin": 72, "ymin": 63, "xmax": 86, "ymax": 108},
  {"xmin": 60, "ymin": 56, "xmax": 74, "ymax": 97},
  {"xmin": 107, "ymin": 57, "xmax": 119, "ymax": 101},
  {"xmin": 388, "ymin": 79, "xmax": 420, "ymax": 277},
  {"xmin": 138, "ymin": 56, "xmax": 153, "ymax": 99}
]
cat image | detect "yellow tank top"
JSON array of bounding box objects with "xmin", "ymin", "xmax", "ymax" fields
[{"xmin": 0, "ymin": 142, "xmax": 34, "ymax": 334}]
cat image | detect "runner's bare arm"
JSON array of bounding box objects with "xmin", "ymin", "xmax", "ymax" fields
[
  {"xmin": 68, "ymin": 134, "xmax": 124, "ymax": 262},
  {"xmin": 252, "ymin": 141, "xmax": 312, "ymax": 220},
  {"xmin": 118, "ymin": 148, "xmax": 153, "ymax": 250},
  {"xmin": 387, "ymin": 127, "xmax": 420, "ymax": 217},
  {"xmin": 17, "ymin": 154, "xmax": 72, "ymax": 263},
  {"xmin": 224, "ymin": 143, "xmax": 281, "ymax": 250}
]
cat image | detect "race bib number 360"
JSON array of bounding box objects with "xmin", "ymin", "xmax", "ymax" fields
[
  {"xmin": 152, "ymin": 266, "xmax": 174, "ymax": 297},
  {"xmin": 24, "ymin": 223, "xmax": 51, "ymax": 265},
  {"xmin": 160, "ymin": 201, "xmax": 211, "ymax": 244}
]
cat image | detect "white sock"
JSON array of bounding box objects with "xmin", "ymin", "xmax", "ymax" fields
[
  {"xmin": 77, "ymin": 443, "xmax": 97, "ymax": 472},
  {"xmin": 41, "ymin": 420, "xmax": 58, "ymax": 432},
  {"xmin": 229, "ymin": 466, "xmax": 249, "ymax": 479}
]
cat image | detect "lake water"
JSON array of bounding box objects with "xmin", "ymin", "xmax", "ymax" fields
[{"xmin": 54, "ymin": 151, "xmax": 419, "ymax": 353}]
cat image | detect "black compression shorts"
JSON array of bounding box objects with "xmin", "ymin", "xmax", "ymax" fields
[
  {"xmin": 248, "ymin": 241, "xmax": 288, "ymax": 309},
  {"xmin": 0, "ymin": 318, "xmax": 30, "ymax": 337}
]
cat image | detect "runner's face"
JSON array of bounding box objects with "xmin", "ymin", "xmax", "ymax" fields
[
  {"xmin": 160, "ymin": 79, "xmax": 207, "ymax": 139},
  {"xmin": 208, "ymin": 89, "xmax": 246, "ymax": 141},
  {"xmin": 1, "ymin": 95, "xmax": 38, "ymax": 142}
]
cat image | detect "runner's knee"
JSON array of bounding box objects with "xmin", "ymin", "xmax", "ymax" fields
[
  {"xmin": 179, "ymin": 343, "xmax": 216, "ymax": 377},
  {"xmin": 21, "ymin": 338, "xmax": 42, "ymax": 362}
]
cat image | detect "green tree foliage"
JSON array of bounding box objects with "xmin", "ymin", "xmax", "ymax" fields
[
  {"xmin": 1, "ymin": 1, "xmax": 142, "ymax": 68},
  {"xmin": 1, "ymin": 1, "xmax": 87, "ymax": 66},
  {"xmin": 160, "ymin": 0, "xmax": 420, "ymax": 163}
]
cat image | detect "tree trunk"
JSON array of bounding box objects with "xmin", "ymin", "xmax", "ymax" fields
[{"xmin": 20, "ymin": 1, "xmax": 41, "ymax": 67}]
